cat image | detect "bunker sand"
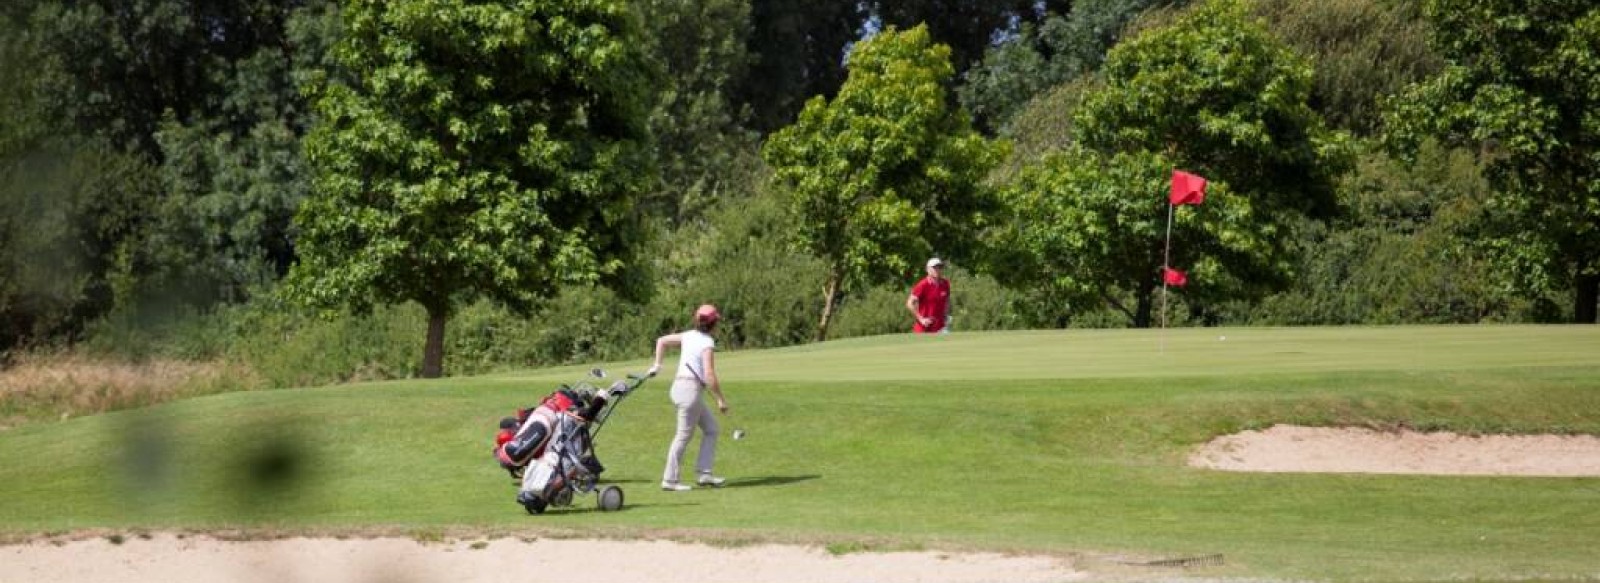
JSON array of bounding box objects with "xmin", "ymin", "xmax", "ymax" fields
[
  {"xmin": 0, "ymin": 534, "xmax": 1085, "ymax": 583},
  {"xmin": 1190, "ymin": 425, "xmax": 1600, "ymax": 476}
]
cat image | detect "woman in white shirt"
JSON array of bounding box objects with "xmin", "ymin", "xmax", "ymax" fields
[{"xmin": 647, "ymin": 304, "xmax": 729, "ymax": 491}]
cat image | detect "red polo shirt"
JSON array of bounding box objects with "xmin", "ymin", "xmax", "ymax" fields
[{"xmin": 910, "ymin": 276, "xmax": 950, "ymax": 333}]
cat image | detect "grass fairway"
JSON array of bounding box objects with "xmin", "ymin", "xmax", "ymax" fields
[{"xmin": 1, "ymin": 325, "xmax": 1598, "ymax": 580}]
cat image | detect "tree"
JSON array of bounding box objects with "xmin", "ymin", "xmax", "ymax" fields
[
  {"xmin": 1, "ymin": 5, "xmax": 168, "ymax": 350},
  {"xmin": 871, "ymin": 0, "xmax": 1067, "ymax": 76},
  {"xmin": 958, "ymin": 0, "xmax": 1188, "ymax": 134},
  {"xmin": 144, "ymin": 1, "xmax": 341, "ymax": 307},
  {"xmin": 1251, "ymin": 0, "xmax": 1441, "ymax": 136},
  {"xmin": 634, "ymin": 0, "xmax": 760, "ymax": 225},
  {"xmin": 736, "ymin": 0, "xmax": 864, "ymax": 133},
  {"xmin": 987, "ymin": 0, "xmax": 1351, "ymax": 327},
  {"xmin": 1385, "ymin": 0, "xmax": 1600, "ymax": 323},
  {"xmin": 762, "ymin": 25, "xmax": 1004, "ymax": 340},
  {"xmin": 28, "ymin": 0, "xmax": 322, "ymax": 159},
  {"xmin": 0, "ymin": 0, "xmax": 334, "ymax": 350},
  {"xmin": 290, "ymin": 0, "xmax": 658, "ymax": 377}
]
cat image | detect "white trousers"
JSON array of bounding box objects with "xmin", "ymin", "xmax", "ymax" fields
[{"xmin": 662, "ymin": 378, "xmax": 719, "ymax": 484}]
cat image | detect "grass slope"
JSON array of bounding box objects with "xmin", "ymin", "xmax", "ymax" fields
[{"xmin": 2, "ymin": 325, "xmax": 1598, "ymax": 580}]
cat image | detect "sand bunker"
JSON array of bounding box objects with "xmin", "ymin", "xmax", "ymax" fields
[
  {"xmin": 1190, "ymin": 425, "xmax": 1600, "ymax": 477},
  {"xmin": 0, "ymin": 535, "xmax": 1083, "ymax": 583}
]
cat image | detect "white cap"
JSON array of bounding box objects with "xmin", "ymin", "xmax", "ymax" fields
[{"xmin": 927, "ymin": 257, "xmax": 945, "ymax": 269}]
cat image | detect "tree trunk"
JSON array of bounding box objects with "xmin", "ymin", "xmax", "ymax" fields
[
  {"xmin": 815, "ymin": 268, "xmax": 843, "ymax": 342},
  {"xmin": 422, "ymin": 306, "xmax": 448, "ymax": 378},
  {"xmin": 1576, "ymin": 273, "xmax": 1599, "ymax": 324},
  {"xmin": 1133, "ymin": 282, "xmax": 1155, "ymax": 328}
]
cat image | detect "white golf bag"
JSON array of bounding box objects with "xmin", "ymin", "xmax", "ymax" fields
[{"xmin": 519, "ymin": 412, "xmax": 602, "ymax": 509}]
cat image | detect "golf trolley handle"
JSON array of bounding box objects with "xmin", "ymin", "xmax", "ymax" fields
[{"xmin": 588, "ymin": 370, "xmax": 653, "ymax": 441}]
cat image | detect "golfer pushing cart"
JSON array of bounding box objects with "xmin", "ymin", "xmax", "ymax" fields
[{"xmin": 493, "ymin": 368, "xmax": 655, "ymax": 514}]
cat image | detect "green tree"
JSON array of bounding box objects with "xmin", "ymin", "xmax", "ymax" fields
[
  {"xmin": 1, "ymin": 0, "xmax": 331, "ymax": 350},
  {"xmin": 1385, "ymin": 0, "xmax": 1600, "ymax": 323},
  {"xmin": 762, "ymin": 25, "xmax": 1004, "ymax": 340},
  {"xmin": 958, "ymin": 0, "xmax": 1188, "ymax": 134},
  {"xmin": 988, "ymin": 0, "xmax": 1351, "ymax": 327},
  {"xmin": 871, "ymin": 0, "xmax": 1068, "ymax": 75},
  {"xmin": 28, "ymin": 0, "xmax": 320, "ymax": 158},
  {"xmin": 291, "ymin": 0, "xmax": 658, "ymax": 377},
  {"xmin": 635, "ymin": 0, "xmax": 759, "ymax": 225},
  {"xmin": 736, "ymin": 0, "xmax": 864, "ymax": 133},
  {"xmin": 1251, "ymin": 0, "xmax": 1441, "ymax": 136},
  {"xmin": 144, "ymin": 1, "xmax": 341, "ymax": 307},
  {"xmin": 0, "ymin": 5, "xmax": 168, "ymax": 350}
]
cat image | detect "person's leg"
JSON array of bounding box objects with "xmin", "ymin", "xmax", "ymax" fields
[
  {"xmin": 662, "ymin": 380, "xmax": 703, "ymax": 486},
  {"xmin": 694, "ymin": 404, "xmax": 721, "ymax": 482}
]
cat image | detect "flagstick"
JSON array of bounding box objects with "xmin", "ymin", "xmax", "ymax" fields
[{"xmin": 1161, "ymin": 202, "xmax": 1174, "ymax": 354}]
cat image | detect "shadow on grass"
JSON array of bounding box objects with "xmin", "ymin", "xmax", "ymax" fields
[
  {"xmin": 551, "ymin": 501, "xmax": 702, "ymax": 515},
  {"xmin": 722, "ymin": 475, "xmax": 820, "ymax": 489}
]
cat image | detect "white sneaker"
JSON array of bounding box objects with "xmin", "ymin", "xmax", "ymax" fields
[
  {"xmin": 696, "ymin": 474, "xmax": 726, "ymax": 487},
  {"xmin": 661, "ymin": 481, "xmax": 692, "ymax": 492}
]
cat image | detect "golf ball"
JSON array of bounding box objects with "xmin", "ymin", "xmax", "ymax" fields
[
  {"xmin": 1218, "ymin": 335, "xmax": 1227, "ymax": 341},
  {"xmin": 732, "ymin": 429, "xmax": 746, "ymax": 440}
]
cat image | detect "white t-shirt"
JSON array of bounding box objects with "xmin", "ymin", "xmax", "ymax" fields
[{"xmin": 676, "ymin": 330, "xmax": 716, "ymax": 382}]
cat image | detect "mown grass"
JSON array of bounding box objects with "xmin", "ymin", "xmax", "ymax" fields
[{"xmin": 0, "ymin": 325, "xmax": 1597, "ymax": 581}]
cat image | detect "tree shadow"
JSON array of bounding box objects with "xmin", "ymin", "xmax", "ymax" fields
[{"xmin": 722, "ymin": 475, "xmax": 820, "ymax": 489}]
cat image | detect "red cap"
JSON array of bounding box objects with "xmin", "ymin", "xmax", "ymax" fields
[{"xmin": 695, "ymin": 304, "xmax": 720, "ymax": 326}]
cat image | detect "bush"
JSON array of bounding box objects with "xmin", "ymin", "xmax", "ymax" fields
[
  {"xmin": 831, "ymin": 269, "xmax": 1027, "ymax": 338},
  {"xmin": 1220, "ymin": 141, "xmax": 1553, "ymax": 325}
]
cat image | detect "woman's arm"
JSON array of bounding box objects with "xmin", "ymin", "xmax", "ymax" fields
[
  {"xmin": 701, "ymin": 348, "xmax": 727, "ymax": 413},
  {"xmin": 648, "ymin": 333, "xmax": 682, "ymax": 376}
]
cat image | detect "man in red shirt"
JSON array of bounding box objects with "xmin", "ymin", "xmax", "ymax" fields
[{"xmin": 906, "ymin": 257, "xmax": 951, "ymax": 333}]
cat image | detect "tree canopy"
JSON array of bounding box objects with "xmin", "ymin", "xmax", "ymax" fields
[
  {"xmin": 988, "ymin": 0, "xmax": 1351, "ymax": 327},
  {"xmin": 1385, "ymin": 0, "xmax": 1600, "ymax": 323},
  {"xmin": 289, "ymin": 0, "xmax": 658, "ymax": 377},
  {"xmin": 762, "ymin": 24, "xmax": 1004, "ymax": 340}
]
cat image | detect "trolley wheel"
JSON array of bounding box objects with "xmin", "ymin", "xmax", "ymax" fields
[
  {"xmin": 597, "ymin": 485, "xmax": 624, "ymax": 512},
  {"xmin": 518, "ymin": 492, "xmax": 547, "ymax": 515}
]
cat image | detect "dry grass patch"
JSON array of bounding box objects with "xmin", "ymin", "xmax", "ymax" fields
[{"xmin": 0, "ymin": 352, "xmax": 262, "ymax": 426}]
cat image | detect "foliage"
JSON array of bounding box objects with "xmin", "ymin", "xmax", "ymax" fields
[
  {"xmin": 763, "ymin": 25, "xmax": 1005, "ymax": 340},
  {"xmin": 290, "ymin": 0, "xmax": 660, "ymax": 377},
  {"xmin": 830, "ymin": 269, "xmax": 1024, "ymax": 339},
  {"xmin": 0, "ymin": 139, "xmax": 164, "ymax": 350},
  {"xmin": 871, "ymin": 0, "xmax": 1068, "ymax": 75},
  {"xmin": 958, "ymin": 0, "xmax": 1187, "ymax": 133},
  {"xmin": 988, "ymin": 76, "xmax": 1101, "ymax": 185},
  {"xmin": 139, "ymin": 2, "xmax": 339, "ymax": 310},
  {"xmin": 635, "ymin": 0, "xmax": 760, "ymax": 225},
  {"xmin": 1250, "ymin": 0, "xmax": 1441, "ymax": 136},
  {"xmin": 653, "ymin": 183, "xmax": 826, "ymax": 348},
  {"xmin": 737, "ymin": 0, "xmax": 1071, "ymax": 133},
  {"xmin": 26, "ymin": 0, "xmax": 319, "ymax": 158},
  {"xmin": 1231, "ymin": 141, "xmax": 1552, "ymax": 325},
  {"xmin": 1, "ymin": 1, "xmax": 335, "ymax": 352},
  {"xmin": 1384, "ymin": 0, "xmax": 1600, "ymax": 323},
  {"xmin": 735, "ymin": 0, "xmax": 864, "ymax": 132},
  {"xmin": 988, "ymin": 0, "xmax": 1352, "ymax": 328}
]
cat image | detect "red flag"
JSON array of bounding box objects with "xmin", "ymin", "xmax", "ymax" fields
[
  {"xmin": 1162, "ymin": 267, "xmax": 1188, "ymax": 287},
  {"xmin": 1170, "ymin": 170, "xmax": 1207, "ymax": 206}
]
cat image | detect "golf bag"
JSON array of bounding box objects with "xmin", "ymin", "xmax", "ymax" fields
[
  {"xmin": 516, "ymin": 411, "xmax": 605, "ymax": 512},
  {"xmin": 491, "ymin": 369, "xmax": 651, "ymax": 514}
]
